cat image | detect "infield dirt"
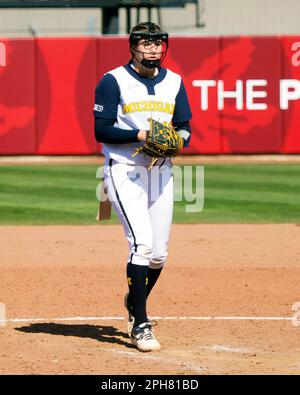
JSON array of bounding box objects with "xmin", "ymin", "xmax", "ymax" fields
[{"xmin": 0, "ymin": 224, "xmax": 300, "ymax": 374}]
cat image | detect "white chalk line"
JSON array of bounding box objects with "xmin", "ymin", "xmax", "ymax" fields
[
  {"xmin": 104, "ymin": 348, "xmax": 205, "ymax": 375},
  {"xmin": 208, "ymin": 344, "xmax": 255, "ymax": 354},
  {"xmin": 0, "ymin": 315, "xmax": 294, "ymax": 324}
]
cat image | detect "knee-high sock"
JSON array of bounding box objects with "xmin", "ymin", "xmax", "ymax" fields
[
  {"xmin": 127, "ymin": 262, "xmax": 148, "ymax": 327},
  {"xmin": 147, "ymin": 267, "xmax": 163, "ymax": 298}
]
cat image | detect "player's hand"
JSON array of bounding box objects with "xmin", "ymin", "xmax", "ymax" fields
[{"xmin": 137, "ymin": 129, "xmax": 148, "ymax": 142}]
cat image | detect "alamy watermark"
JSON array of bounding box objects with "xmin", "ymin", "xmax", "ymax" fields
[
  {"xmin": 0, "ymin": 42, "xmax": 6, "ymax": 67},
  {"xmin": 291, "ymin": 302, "xmax": 300, "ymax": 327},
  {"xmin": 0, "ymin": 303, "xmax": 6, "ymax": 327},
  {"xmin": 291, "ymin": 42, "xmax": 300, "ymax": 67},
  {"xmin": 96, "ymin": 164, "xmax": 204, "ymax": 213}
]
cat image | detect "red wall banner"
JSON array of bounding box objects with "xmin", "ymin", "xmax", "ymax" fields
[
  {"xmin": 0, "ymin": 36, "xmax": 300, "ymax": 155},
  {"xmin": 0, "ymin": 39, "xmax": 36, "ymax": 154},
  {"xmin": 35, "ymin": 38, "xmax": 99, "ymax": 154},
  {"xmin": 219, "ymin": 36, "xmax": 282, "ymax": 154}
]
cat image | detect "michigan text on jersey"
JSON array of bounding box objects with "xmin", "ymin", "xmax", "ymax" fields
[{"xmin": 122, "ymin": 101, "xmax": 175, "ymax": 114}]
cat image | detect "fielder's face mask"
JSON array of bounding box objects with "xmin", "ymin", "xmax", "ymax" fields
[{"xmin": 129, "ymin": 26, "xmax": 169, "ymax": 69}]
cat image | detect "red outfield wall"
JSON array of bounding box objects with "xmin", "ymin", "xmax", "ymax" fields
[{"xmin": 0, "ymin": 36, "xmax": 300, "ymax": 155}]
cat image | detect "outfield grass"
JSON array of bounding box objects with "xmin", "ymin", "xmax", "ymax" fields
[{"xmin": 0, "ymin": 163, "xmax": 299, "ymax": 224}]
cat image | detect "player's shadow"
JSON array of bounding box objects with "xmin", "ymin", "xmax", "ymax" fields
[{"xmin": 15, "ymin": 323, "xmax": 135, "ymax": 349}]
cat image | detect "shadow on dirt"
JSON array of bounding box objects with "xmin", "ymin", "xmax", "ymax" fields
[{"xmin": 15, "ymin": 323, "xmax": 135, "ymax": 349}]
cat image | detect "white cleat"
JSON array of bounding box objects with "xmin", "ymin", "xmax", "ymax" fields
[{"xmin": 130, "ymin": 322, "xmax": 161, "ymax": 352}]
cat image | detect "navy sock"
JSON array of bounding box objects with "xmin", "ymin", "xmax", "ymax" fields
[
  {"xmin": 147, "ymin": 267, "xmax": 163, "ymax": 298},
  {"xmin": 126, "ymin": 262, "xmax": 148, "ymax": 327}
]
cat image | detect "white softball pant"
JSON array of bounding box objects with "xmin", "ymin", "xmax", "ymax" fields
[{"xmin": 104, "ymin": 158, "xmax": 173, "ymax": 268}]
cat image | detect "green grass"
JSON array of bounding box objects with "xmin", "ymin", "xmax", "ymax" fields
[{"xmin": 0, "ymin": 163, "xmax": 299, "ymax": 224}]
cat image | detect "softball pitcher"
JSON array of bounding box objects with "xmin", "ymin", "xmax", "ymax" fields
[{"xmin": 94, "ymin": 22, "xmax": 192, "ymax": 352}]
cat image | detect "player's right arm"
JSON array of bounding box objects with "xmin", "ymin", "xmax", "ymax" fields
[{"xmin": 94, "ymin": 74, "xmax": 145, "ymax": 143}]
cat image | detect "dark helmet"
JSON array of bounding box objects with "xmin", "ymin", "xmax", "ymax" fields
[{"xmin": 129, "ymin": 22, "xmax": 169, "ymax": 69}]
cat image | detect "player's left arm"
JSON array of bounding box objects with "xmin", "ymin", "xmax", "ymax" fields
[{"xmin": 172, "ymin": 79, "xmax": 193, "ymax": 147}]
